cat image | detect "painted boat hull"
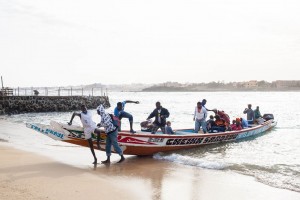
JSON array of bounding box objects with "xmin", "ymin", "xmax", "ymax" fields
[{"xmin": 26, "ymin": 120, "xmax": 277, "ymax": 156}]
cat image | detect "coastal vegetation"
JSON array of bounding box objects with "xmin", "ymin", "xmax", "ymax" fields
[{"xmin": 141, "ymin": 80, "xmax": 300, "ymax": 92}]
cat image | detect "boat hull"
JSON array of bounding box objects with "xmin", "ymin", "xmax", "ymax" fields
[{"xmin": 26, "ymin": 120, "xmax": 277, "ymax": 156}]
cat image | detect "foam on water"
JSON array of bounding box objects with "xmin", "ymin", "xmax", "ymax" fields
[
  {"xmin": 230, "ymin": 163, "xmax": 300, "ymax": 192},
  {"xmin": 153, "ymin": 153, "xmax": 228, "ymax": 170}
]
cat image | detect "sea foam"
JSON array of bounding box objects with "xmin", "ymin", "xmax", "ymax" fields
[{"xmin": 153, "ymin": 153, "xmax": 228, "ymax": 170}]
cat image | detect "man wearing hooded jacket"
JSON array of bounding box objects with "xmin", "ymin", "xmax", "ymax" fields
[{"xmin": 97, "ymin": 104, "xmax": 125, "ymax": 164}]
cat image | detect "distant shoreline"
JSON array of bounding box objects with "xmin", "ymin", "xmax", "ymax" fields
[
  {"xmin": 139, "ymin": 89, "xmax": 300, "ymax": 92},
  {"xmin": 140, "ymin": 80, "xmax": 300, "ymax": 92},
  {"xmin": 5, "ymin": 80, "xmax": 300, "ymax": 93}
]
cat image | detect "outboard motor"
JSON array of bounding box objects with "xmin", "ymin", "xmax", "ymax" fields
[
  {"xmin": 140, "ymin": 120, "xmax": 154, "ymax": 132},
  {"xmin": 263, "ymin": 114, "xmax": 274, "ymax": 121}
]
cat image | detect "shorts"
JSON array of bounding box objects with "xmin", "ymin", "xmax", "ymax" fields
[{"xmin": 83, "ymin": 126, "xmax": 95, "ymax": 140}]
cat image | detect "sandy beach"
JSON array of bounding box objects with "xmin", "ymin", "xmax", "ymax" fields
[
  {"xmin": 1, "ymin": 144, "xmax": 299, "ymax": 200},
  {"xmin": 0, "ymin": 145, "xmax": 139, "ymax": 200}
]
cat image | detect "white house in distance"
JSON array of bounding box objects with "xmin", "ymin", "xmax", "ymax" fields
[{"xmin": 244, "ymin": 80, "xmax": 258, "ymax": 88}]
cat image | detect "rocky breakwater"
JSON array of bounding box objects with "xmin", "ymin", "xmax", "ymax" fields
[{"xmin": 0, "ymin": 96, "xmax": 110, "ymax": 115}]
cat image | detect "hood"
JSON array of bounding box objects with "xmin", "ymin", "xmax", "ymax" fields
[{"xmin": 97, "ymin": 104, "xmax": 106, "ymax": 116}]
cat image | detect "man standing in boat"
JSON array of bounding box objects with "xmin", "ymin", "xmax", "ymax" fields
[
  {"xmin": 114, "ymin": 100, "xmax": 139, "ymax": 133},
  {"xmin": 147, "ymin": 102, "xmax": 170, "ymax": 134},
  {"xmin": 254, "ymin": 106, "xmax": 263, "ymax": 123},
  {"xmin": 194, "ymin": 102, "xmax": 208, "ymax": 133},
  {"xmin": 243, "ymin": 104, "xmax": 254, "ymax": 124},
  {"xmin": 68, "ymin": 104, "xmax": 101, "ymax": 164}
]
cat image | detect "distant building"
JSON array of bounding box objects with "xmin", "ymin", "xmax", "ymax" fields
[
  {"xmin": 275, "ymin": 80, "xmax": 300, "ymax": 88},
  {"xmin": 244, "ymin": 80, "xmax": 258, "ymax": 88},
  {"xmin": 163, "ymin": 82, "xmax": 183, "ymax": 87}
]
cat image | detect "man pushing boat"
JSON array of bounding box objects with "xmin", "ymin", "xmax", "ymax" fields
[
  {"xmin": 68, "ymin": 104, "xmax": 101, "ymax": 164},
  {"xmin": 97, "ymin": 104, "xmax": 125, "ymax": 164}
]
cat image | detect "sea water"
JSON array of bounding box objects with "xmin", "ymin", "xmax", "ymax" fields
[{"xmin": 0, "ymin": 92, "xmax": 299, "ymax": 192}]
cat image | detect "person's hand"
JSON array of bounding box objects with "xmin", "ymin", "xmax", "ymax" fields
[
  {"xmin": 68, "ymin": 122, "xmax": 72, "ymax": 125},
  {"xmin": 161, "ymin": 115, "xmax": 165, "ymax": 119}
]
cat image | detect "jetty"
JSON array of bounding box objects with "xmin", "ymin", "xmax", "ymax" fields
[{"xmin": 0, "ymin": 80, "xmax": 110, "ymax": 115}]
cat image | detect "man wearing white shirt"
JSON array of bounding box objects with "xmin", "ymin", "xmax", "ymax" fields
[
  {"xmin": 193, "ymin": 102, "xmax": 207, "ymax": 133},
  {"xmin": 68, "ymin": 104, "xmax": 101, "ymax": 164}
]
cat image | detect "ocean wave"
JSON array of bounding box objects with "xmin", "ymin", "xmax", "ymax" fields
[
  {"xmin": 276, "ymin": 126, "xmax": 300, "ymax": 130},
  {"xmin": 229, "ymin": 163, "xmax": 300, "ymax": 192},
  {"xmin": 153, "ymin": 153, "xmax": 228, "ymax": 170},
  {"xmin": 153, "ymin": 153, "xmax": 300, "ymax": 192}
]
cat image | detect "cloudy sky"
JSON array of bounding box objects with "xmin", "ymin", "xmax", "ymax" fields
[{"xmin": 0, "ymin": 0, "xmax": 299, "ymax": 87}]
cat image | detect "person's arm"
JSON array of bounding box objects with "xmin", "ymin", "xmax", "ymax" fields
[
  {"xmin": 147, "ymin": 110, "xmax": 156, "ymax": 120},
  {"xmin": 203, "ymin": 106, "xmax": 212, "ymax": 112},
  {"xmin": 113, "ymin": 107, "xmax": 119, "ymax": 117},
  {"xmin": 97, "ymin": 119, "xmax": 106, "ymax": 128},
  {"xmin": 204, "ymin": 109, "xmax": 207, "ymax": 119},
  {"xmin": 124, "ymin": 100, "xmax": 139, "ymax": 104},
  {"xmin": 165, "ymin": 108, "xmax": 170, "ymax": 118},
  {"xmin": 68, "ymin": 112, "xmax": 81, "ymax": 125},
  {"xmin": 161, "ymin": 108, "xmax": 170, "ymax": 119},
  {"xmin": 251, "ymin": 110, "xmax": 255, "ymax": 120},
  {"xmin": 243, "ymin": 108, "xmax": 248, "ymax": 114},
  {"xmin": 170, "ymin": 127, "xmax": 175, "ymax": 134}
]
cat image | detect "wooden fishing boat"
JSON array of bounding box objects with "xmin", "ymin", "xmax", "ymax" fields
[{"xmin": 26, "ymin": 118, "xmax": 277, "ymax": 156}]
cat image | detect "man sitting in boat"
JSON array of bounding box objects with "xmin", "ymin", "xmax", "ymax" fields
[
  {"xmin": 231, "ymin": 119, "xmax": 242, "ymax": 131},
  {"xmin": 146, "ymin": 102, "xmax": 170, "ymax": 134},
  {"xmin": 206, "ymin": 115, "xmax": 216, "ymax": 132},
  {"xmin": 240, "ymin": 117, "xmax": 249, "ymax": 128},
  {"xmin": 114, "ymin": 100, "xmax": 139, "ymax": 133},
  {"xmin": 165, "ymin": 121, "xmax": 175, "ymax": 134},
  {"xmin": 210, "ymin": 115, "xmax": 227, "ymax": 132},
  {"xmin": 212, "ymin": 109, "xmax": 230, "ymax": 125},
  {"xmin": 194, "ymin": 102, "xmax": 207, "ymax": 133},
  {"xmin": 68, "ymin": 104, "xmax": 102, "ymax": 164}
]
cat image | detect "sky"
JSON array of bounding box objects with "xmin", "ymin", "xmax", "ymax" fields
[{"xmin": 0, "ymin": 0, "xmax": 300, "ymax": 87}]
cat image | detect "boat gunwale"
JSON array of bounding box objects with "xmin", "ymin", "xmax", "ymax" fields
[{"xmin": 117, "ymin": 120, "xmax": 275, "ymax": 139}]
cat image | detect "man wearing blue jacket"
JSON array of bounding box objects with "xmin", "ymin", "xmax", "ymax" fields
[{"xmin": 114, "ymin": 100, "xmax": 139, "ymax": 133}]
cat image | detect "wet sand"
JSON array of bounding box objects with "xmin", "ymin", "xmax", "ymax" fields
[{"xmin": 0, "ymin": 144, "xmax": 299, "ymax": 200}]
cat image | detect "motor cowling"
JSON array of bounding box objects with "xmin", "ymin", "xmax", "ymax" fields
[{"xmin": 263, "ymin": 114, "xmax": 274, "ymax": 121}]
